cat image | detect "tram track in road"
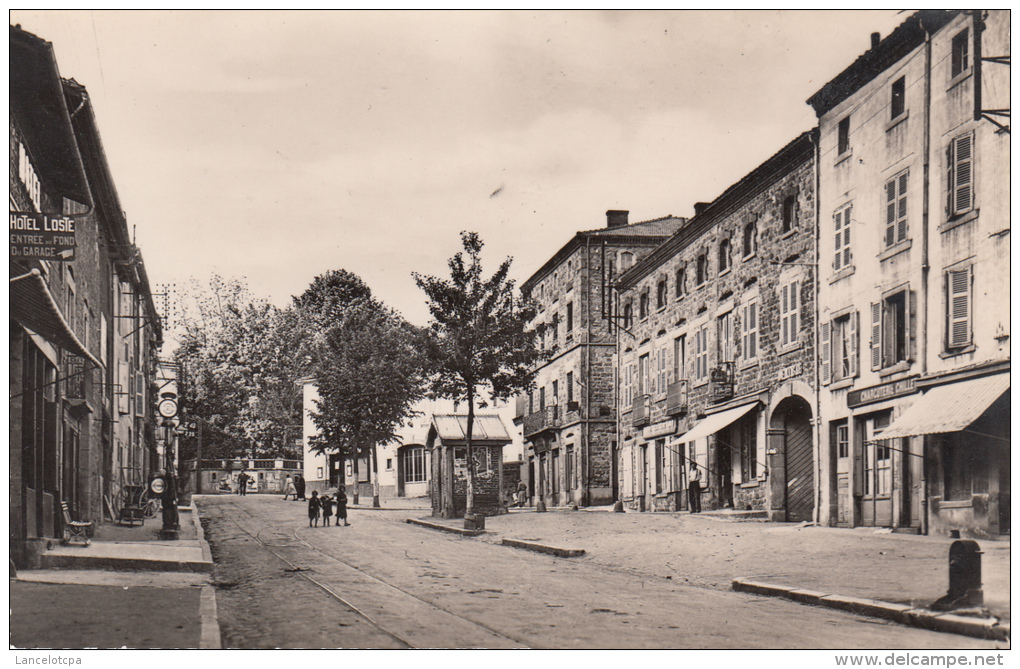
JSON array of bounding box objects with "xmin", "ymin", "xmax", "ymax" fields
[{"xmin": 221, "ymin": 501, "xmax": 532, "ymax": 649}]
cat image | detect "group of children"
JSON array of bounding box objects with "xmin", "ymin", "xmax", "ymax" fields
[{"xmin": 308, "ymin": 489, "xmax": 349, "ymax": 527}]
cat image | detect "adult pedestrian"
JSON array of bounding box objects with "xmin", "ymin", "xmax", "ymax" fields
[
  {"xmin": 237, "ymin": 471, "xmax": 248, "ymax": 496},
  {"xmin": 294, "ymin": 474, "xmax": 306, "ymax": 501},
  {"xmin": 688, "ymin": 465, "xmax": 702, "ymax": 514},
  {"xmin": 336, "ymin": 486, "xmax": 349, "ymax": 526},
  {"xmin": 308, "ymin": 490, "xmax": 321, "ymax": 527},
  {"xmin": 282, "ymin": 475, "xmax": 296, "ymax": 500},
  {"xmin": 320, "ymin": 494, "xmax": 334, "ymax": 527}
]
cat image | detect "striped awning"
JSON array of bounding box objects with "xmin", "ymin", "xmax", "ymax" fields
[
  {"xmin": 679, "ymin": 401, "xmax": 759, "ymax": 443},
  {"xmin": 10, "ymin": 269, "xmax": 101, "ymax": 367},
  {"xmin": 878, "ymin": 373, "xmax": 1010, "ymax": 440}
]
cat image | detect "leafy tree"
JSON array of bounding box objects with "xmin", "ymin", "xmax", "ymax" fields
[
  {"xmin": 413, "ymin": 232, "xmax": 543, "ymax": 519},
  {"xmin": 297, "ymin": 271, "xmax": 428, "ymax": 506},
  {"xmin": 173, "ymin": 275, "xmax": 303, "ymax": 459}
]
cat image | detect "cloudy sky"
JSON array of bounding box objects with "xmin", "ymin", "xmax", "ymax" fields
[{"xmin": 12, "ymin": 10, "xmax": 908, "ymax": 326}]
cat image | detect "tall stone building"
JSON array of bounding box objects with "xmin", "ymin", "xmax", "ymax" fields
[
  {"xmin": 516, "ymin": 211, "xmax": 686, "ymax": 507},
  {"xmin": 808, "ymin": 10, "xmax": 1010, "ymax": 537},
  {"xmin": 10, "ymin": 27, "xmax": 162, "ymax": 566},
  {"xmin": 616, "ymin": 130, "xmax": 817, "ymax": 519}
]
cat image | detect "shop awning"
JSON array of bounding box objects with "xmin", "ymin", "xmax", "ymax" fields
[
  {"xmin": 679, "ymin": 401, "xmax": 759, "ymax": 443},
  {"xmin": 877, "ymin": 373, "xmax": 1010, "ymax": 440},
  {"xmin": 10, "ymin": 269, "xmax": 101, "ymax": 367}
]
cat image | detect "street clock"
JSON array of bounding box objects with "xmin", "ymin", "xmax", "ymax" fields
[{"xmin": 158, "ymin": 397, "xmax": 178, "ymax": 419}]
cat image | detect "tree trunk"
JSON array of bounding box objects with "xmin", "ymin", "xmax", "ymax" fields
[
  {"xmin": 351, "ymin": 451, "xmax": 359, "ymax": 505},
  {"xmin": 465, "ymin": 386, "xmax": 475, "ymax": 516},
  {"xmin": 370, "ymin": 443, "xmax": 380, "ymax": 508}
]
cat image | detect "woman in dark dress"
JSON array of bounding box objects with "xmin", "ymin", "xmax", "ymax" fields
[{"xmin": 336, "ymin": 487, "xmax": 349, "ymax": 526}]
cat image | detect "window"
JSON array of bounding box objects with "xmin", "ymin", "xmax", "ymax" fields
[
  {"xmin": 716, "ymin": 311, "xmax": 733, "ymax": 364},
  {"xmin": 638, "ymin": 354, "xmax": 649, "ymax": 396},
  {"xmin": 639, "ymin": 291, "xmax": 649, "ymax": 320},
  {"xmin": 566, "ymin": 445, "xmax": 575, "ymax": 490},
  {"xmin": 694, "ymin": 325, "xmax": 710, "ymax": 383},
  {"xmin": 832, "ymin": 420, "xmax": 849, "ymax": 459},
  {"xmin": 837, "ymin": 115, "xmax": 851, "ymax": 156},
  {"xmin": 673, "ymin": 335, "xmax": 686, "ymax": 381},
  {"xmin": 740, "ymin": 416, "xmax": 757, "ymax": 481},
  {"xmin": 696, "ymin": 254, "xmax": 708, "ymax": 286},
  {"xmin": 528, "ymin": 390, "xmax": 534, "ymax": 415},
  {"xmin": 623, "ymin": 302, "xmax": 633, "ymax": 329},
  {"xmin": 743, "ymin": 220, "xmax": 757, "ymax": 257},
  {"xmin": 946, "ymin": 266, "xmax": 973, "ymax": 349},
  {"xmin": 676, "ymin": 266, "xmax": 687, "ymax": 297},
  {"xmin": 947, "ymin": 133, "xmax": 974, "ymax": 217},
  {"xmin": 872, "ymin": 289, "xmax": 914, "ymax": 369},
  {"xmin": 718, "ymin": 239, "xmax": 732, "ymax": 273},
  {"xmin": 566, "ymin": 302, "xmax": 573, "ymax": 336},
  {"xmin": 622, "ymin": 362, "xmax": 633, "ymax": 407},
  {"xmin": 655, "ymin": 439, "xmax": 666, "ymax": 494},
  {"xmin": 884, "ymin": 171, "xmax": 909, "ymax": 247},
  {"xmin": 741, "ymin": 298, "xmax": 758, "ymax": 362},
  {"xmin": 539, "ymin": 386, "xmax": 546, "ymax": 410},
  {"xmin": 825, "ymin": 312, "xmax": 859, "ymax": 383},
  {"xmin": 833, "ymin": 204, "xmax": 853, "ymax": 272},
  {"xmin": 781, "ymin": 196, "xmax": 796, "ymax": 234},
  {"xmin": 657, "ymin": 346, "xmax": 668, "ymax": 396},
  {"xmin": 656, "ymin": 278, "xmax": 668, "ymax": 309},
  {"xmin": 779, "ymin": 280, "xmax": 800, "ymax": 348},
  {"xmin": 620, "ymin": 252, "xmax": 634, "ymax": 271},
  {"xmin": 551, "ymin": 380, "xmax": 559, "ymax": 407},
  {"xmin": 951, "ymin": 28, "xmax": 970, "ymax": 78},
  {"xmin": 891, "ymin": 76, "xmax": 906, "ymax": 119},
  {"xmin": 386, "ymin": 458, "xmax": 393, "ymax": 471}
]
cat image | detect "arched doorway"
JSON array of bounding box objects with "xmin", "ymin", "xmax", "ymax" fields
[{"xmin": 771, "ymin": 395, "xmax": 814, "ymax": 523}]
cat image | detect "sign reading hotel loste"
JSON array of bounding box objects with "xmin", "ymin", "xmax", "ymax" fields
[{"xmin": 10, "ymin": 212, "xmax": 78, "ymax": 261}]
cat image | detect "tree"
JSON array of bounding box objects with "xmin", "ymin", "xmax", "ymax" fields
[
  {"xmin": 297, "ymin": 271, "xmax": 428, "ymax": 507},
  {"xmin": 413, "ymin": 232, "xmax": 544, "ymax": 520}
]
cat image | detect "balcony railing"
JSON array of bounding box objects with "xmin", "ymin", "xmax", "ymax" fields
[
  {"xmin": 709, "ymin": 362, "xmax": 735, "ymax": 404},
  {"xmin": 665, "ymin": 380, "xmax": 689, "ymax": 416},
  {"xmin": 523, "ymin": 405, "xmax": 560, "ymax": 438},
  {"xmin": 631, "ymin": 394, "xmax": 650, "ymax": 427}
]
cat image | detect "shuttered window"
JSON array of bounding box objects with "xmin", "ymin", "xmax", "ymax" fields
[
  {"xmin": 947, "ymin": 267, "xmax": 973, "ymax": 349},
  {"xmin": 694, "ymin": 325, "xmax": 710, "ymax": 383},
  {"xmin": 741, "ymin": 298, "xmax": 758, "ymax": 361},
  {"xmin": 833, "ymin": 205, "xmax": 852, "ymax": 271},
  {"xmin": 947, "ymin": 133, "xmax": 974, "ymax": 217},
  {"xmin": 885, "ymin": 171, "xmax": 909, "ymax": 247},
  {"xmin": 820, "ymin": 321, "xmax": 831, "ymax": 385},
  {"xmin": 779, "ymin": 281, "xmax": 800, "ymax": 347},
  {"xmin": 870, "ymin": 302, "xmax": 882, "ymax": 370}
]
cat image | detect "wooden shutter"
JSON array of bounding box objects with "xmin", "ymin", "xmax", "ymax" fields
[
  {"xmin": 820, "ymin": 321, "xmax": 831, "ymax": 385},
  {"xmin": 780, "ymin": 284, "xmax": 790, "ymax": 346},
  {"xmin": 897, "ymin": 173, "xmax": 908, "ymax": 242},
  {"xmin": 870, "ymin": 302, "xmax": 882, "ymax": 370},
  {"xmin": 848, "ymin": 311, "xmax": 860, "ymax": 378},
  {"xmin": 948, "ymin": 267, "xmax": 972, "ymax": 348},
  {"xmin": 790, "ymin": 281, "xmax": 799, "ymax": 343},
  {"xmin": 950, "ymin": 134, "xmax": 974, "ymax": 215},
  {"xmin": 833, "ymin": 211, "xmax": 843, "ymax": 271},
  {"xmin": 885, "ymin": 180, "xmax": 897, "ymax": 247},
  {"xmin": 908, "ymin": 290, "xmax": 918, "ymax": 362}
]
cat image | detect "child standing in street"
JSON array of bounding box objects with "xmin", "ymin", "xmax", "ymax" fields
[
  {"xmin": 336, "ymin": 487, "xmax": 349, "ymax": 526},
  {"xmin": 308, "ymin": 490, "xmax": 321, "ymax": 527},
  {"xmin": 320, "ymin": 494, "xmax": 334, "ymax": 527}
]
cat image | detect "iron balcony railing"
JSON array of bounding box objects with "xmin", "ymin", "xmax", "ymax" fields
[{"xmin": 523, "ymin": 405, "xmax": 560, "ymax": 438}]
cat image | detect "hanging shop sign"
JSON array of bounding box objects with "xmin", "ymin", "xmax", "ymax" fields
[{"xmin": 10, "ymin": 212, "xmax": 79, "ymax": 261}]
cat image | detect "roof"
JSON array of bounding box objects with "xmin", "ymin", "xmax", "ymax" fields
[
  {"xmin": 9, "ymin": 25, "xmax": 92, "ymax": 207},
  {"xmin": 429, "ymin": 414, "xmax": 511, "ymax": 444},
  {"xmin": 807, "ymin": 10, "xmax": 958, "ymax": 117},
  {"xmin": 617, "ymin": 129, "xmax": 816, "ymax": 290},
  {"xmin": 522, "ymin": 215, "xmax": 687, "ymax": 291}
]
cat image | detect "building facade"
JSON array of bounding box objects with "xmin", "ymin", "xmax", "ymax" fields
[
  {"xmin": 11, "ymin": 26, "xmax": 162, "ymax": 567},
  {"xmin": 808, "ymin": 10, "xmax": 1009, "ymax": 537},
  {"xmin": 516, "ymin": 211, "xmax": 686, "ymax": 508},
  {"xmin": 616, "ymin": 131, "xmax": 818, "ymax": 520}
]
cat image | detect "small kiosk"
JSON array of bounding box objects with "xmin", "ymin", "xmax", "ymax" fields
[{"xmin": 428, "ymin": 414, "xmax": 511, "ymax": 519}]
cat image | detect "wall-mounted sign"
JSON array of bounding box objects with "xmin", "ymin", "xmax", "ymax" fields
[
  {"xmin": 642, "ymin": 420, "xmax": 677, "ymax": 440},
  {"xmin": 10, "ymin": 212, "xmax": 79, "ymax": 261},
  {"xmin": 158, "ymin": 398, "xmax": 179, "ymax": 418},
  {"xmin": 847, "ymin": 376, "xmax": 918, "ymax": 408}
]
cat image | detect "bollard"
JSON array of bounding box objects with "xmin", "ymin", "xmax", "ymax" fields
[
  {"xmin": 931, "ymin": 539, "xmax": 983, "ymax": 610},
  {"xmin": 536, "ymin": 500, "xmax": 547, "ymax": 513},
  {"xmin": 612, "ymin": 501, "xmax": 625, "ymax": 513},
  {"xmin": 463, "ymin": 513, "xmax": 485, "ymax": 531}
]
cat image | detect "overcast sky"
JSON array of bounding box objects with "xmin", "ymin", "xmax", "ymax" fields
[{"xmin": 12, "ymin": 10, "xmax": 909, "ymax": 326}]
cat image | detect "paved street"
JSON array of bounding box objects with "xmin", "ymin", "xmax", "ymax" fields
[{"xmin": 197, "ymin": 495, "xmax": 1002, "ymax": 649}]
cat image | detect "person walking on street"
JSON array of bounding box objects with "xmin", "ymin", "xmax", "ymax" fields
[
  {"xmin": 688, "ymin": 465, "xmax": 702, "ymax": 513},
  {"xmin": 320, "ymin": 494, "xmax": 334, "ymax": 527},
  {"xmin": 237, "ymin": 471, "xmax": 248, "ymax": 496},
  {"xmin": 336, "ymin": 487, "xmax": 349, "ymax": 526},
  {"xmin": 295, "ymin": 475, "xmax": 306, "ymax": 501},
  {"xmin": 282, "ymin": 475, "xmax": 296, "ymax": 500},
  {"xmin": 308, "ymin": 490, "xmax": 321, "ymax": 527}
]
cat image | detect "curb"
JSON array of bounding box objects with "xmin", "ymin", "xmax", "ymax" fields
[
  {"xmin": 732, "ymin": 578, "xmax": 1009, "ymax": 642},
  {"xmin": 192, "ymin": 502, "xmax": 222, "ymax": 649},
  {"xmin": 501, "ymin": 538, "xmax": 585, "ymax": 558},
  {"xmin": 405, "ymin": 518, "xmax": 486, "ymax": 537}
]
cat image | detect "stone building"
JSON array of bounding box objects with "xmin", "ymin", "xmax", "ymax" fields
[
  {"xmin": 11, "ymin": 26, "xmax": 162, "ymax": 566},
  {"xmin": 616, "ymin": 130, "xmax": 817, "ymax": 520},
  {"xmin": 516, "ymin": 211, "xmax": 686, "ymax": 508},
  {"xmin": 808, "ymin": 10, "xmax": 1010, "ymax": 537}
]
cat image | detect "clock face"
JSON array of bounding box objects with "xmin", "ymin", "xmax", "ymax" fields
[{"xmin": 158, "ymin": 398, "xmax": 178, "ymax": 418}]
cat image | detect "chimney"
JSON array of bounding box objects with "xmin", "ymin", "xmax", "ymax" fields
[
  {"xmin": 694, "ymin": 202, "xmax": 712, "ymax": 217},
  {"xmin": 606, "ymin": 210, "xmax": 629, "ymax": 229},
  {"xmin": 871, "ymin": 32, "xmax": 881, "ymax": 50}
]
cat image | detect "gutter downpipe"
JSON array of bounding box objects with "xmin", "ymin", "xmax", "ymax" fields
[
  {"xmin": 810, "ymin": 129, "xmax": 824, "ymax": 526},
  {"xmin": 582, "ymin": 235, "xmax": 591, "ymax": 506},
  {"xmin": 918, "ymin": 16, "xmax": 934, "ymax": 536}
]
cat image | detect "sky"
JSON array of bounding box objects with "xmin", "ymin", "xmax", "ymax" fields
[{"xmin": 11, "ymin": 9, "xmax": 911, "ymax": 327}]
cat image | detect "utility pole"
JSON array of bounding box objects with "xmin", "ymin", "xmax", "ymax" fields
[{"xmin": 196, "ymin": 419, "xmax": 203, "ymax": 495}]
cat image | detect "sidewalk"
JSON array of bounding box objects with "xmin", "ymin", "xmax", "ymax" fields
[
  {"xmin": 10, "ymin": 503, "xmax": 219, "ymax": 649},
  {"xmin": 417, "ymin": 508, "xmax": 1010, "ymax": 638}
]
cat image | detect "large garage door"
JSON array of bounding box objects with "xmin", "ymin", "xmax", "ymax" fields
[{"xmin": 785, "ymin": 414, "xmax": 814, "ymax": 523}]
